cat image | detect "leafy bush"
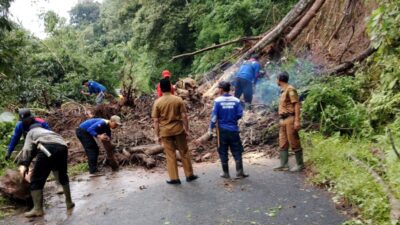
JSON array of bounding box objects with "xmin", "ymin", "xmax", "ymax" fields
[
  {"xmin": 303, "ymin": 133, "xmax": 392, "ymax": 224},
  {"xmin": 0, "ymin": 121, "xmax": 16, "ymax": 175},
  {"xmin": 302, "ymin": 77, "xmax": 372, "ymax": 136}
]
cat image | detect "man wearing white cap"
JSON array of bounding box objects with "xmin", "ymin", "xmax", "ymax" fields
[{"xmin": 76, "ymin": 115, "xmax": 122, "ymax": 175}]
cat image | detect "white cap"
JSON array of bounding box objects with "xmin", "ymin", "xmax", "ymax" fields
[{"xmin": 110, "ymin": 115, "xmax": 122, "ymax": 125}]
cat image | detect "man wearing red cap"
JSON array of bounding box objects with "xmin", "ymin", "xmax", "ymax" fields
[{"xmin": 156, "ymin": 70, "xmax": 175, "ymax": 97}]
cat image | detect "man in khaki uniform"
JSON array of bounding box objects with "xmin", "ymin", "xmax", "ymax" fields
[
  {"xmin": 274, "ymin": 72, "xmax": 304, "ymax": 172},
  {"xmin": 152, "ymin": 78, "xmax": 198, "ymax": 184}
]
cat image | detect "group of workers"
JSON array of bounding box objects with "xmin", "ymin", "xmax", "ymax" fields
[{"xmin": 4, "ymin": 55, "xmax": 303, "ymax": 217}]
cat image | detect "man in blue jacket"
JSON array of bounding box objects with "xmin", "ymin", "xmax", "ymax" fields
[
  {"xmin": 76, "ymin": 115, "xmax": 122, "ymax": 175},
  {"xmin": 81, "ymin": 80, "xmax": 108, "ymax": 105},
  {"xmin": 234, "ymin": 55, "xmax": 261, "ymax": 109},
  {"xmin": 7, "ymin": 109, "xmax": 65, "ymax": 194},
  {"xmin": 6, "ymin": 109, "xmax": 50, "ymax": 160},
  {"xmin": 209, "ymin": 81, "xmax": 249, "ymax": 179}
]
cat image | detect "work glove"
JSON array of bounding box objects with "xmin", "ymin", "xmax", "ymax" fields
[{"xmin": 5, "ymin": 152, "xmax": 11, "ymax": 161}]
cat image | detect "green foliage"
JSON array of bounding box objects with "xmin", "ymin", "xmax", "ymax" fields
[
  {"xmin": 303, "ymin": 76, "xmax": 372, "ymax": 136},
  {"xmin": 303, "ymin": 133, "xmax": 396, "ymax": 225},
  {"xmin": 69, "ymin": 0, "xmax": 101, "ymax": 26},
  {"xmin": 0, "ymin": 0, "xmax": 13, "ymax": 31},
  {"xmin": 189, "ymin": 0, "xmax": 296, "ymax": 73},
  {"xmin": 0, "ymin": 121, "xmax": 16, "ymax": 175},
  {"xmin": 363, "ymin": 0, "xmax": 400, "ymax": 128},
  {"xmin": 68, "ymin": 163, "xmax": 89, "ymax": 177}
]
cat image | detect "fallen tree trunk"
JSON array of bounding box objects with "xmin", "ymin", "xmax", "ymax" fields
[
  {"xmin": 171, "ymin": 36, "xmax": 261, "ymax": 61},
  {"xmin": 285, "ymin": 0, "xmax": 326, "ymax": 43},
  {"xmin": 320, "ymin": 46, "xmax": 376, "ymax": 75},
  {"xmin": 203, "ymin": 0, "xmax": 315, "ymax": 98},
  {"xmin": 349, "ymin": 155, "xmax": 400, "ymax": 224},
  {"xmin": 130, "ymin": 153, "xmax": 157, "ymax": 168},
  {"xmin": 127, "ymin": 144, "xmax": 164, "ymax": 155}
]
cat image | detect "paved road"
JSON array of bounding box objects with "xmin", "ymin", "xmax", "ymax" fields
[{"xmin": 2, "ymin": 155, "xmax": 345, "ymax": 225}]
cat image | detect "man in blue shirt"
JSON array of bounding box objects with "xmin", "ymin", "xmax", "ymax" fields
[
  {"xmin": 234, "ymin": 55, "xmax": 261, "ymax": 109},
  {"xmin": 7, "ymin": 109, "xmax": 65, "ymax": 194},
  {"xmin": 76, "ymin": 115, "xmax": 122, "ymax": 175},
  {"xmin": 6, "ymin": 109, "xmax": 50, "ymax": 160},
  {"xmin": 81, "ymin": 80, "xmax": 108, "ymax": 105},
  {"xmin": 209, "ymin": 81, "xmax": 249, "ymax": 179}
]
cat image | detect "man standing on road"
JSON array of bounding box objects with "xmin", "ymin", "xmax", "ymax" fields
[
  {"xmin": 209, "ymin": 81, "xmax": 249, "ymax": 179},
  {"xmin": 7, "ymin": 109, "xmax": 64, "ymax": 194},
  {"xmin": 274, "ymin": 72, "xmax": 304, "ymax": 172},
  {"xmin": 156, "ymin": 70, "xmax": 175, "ymax": 98},
  {"xmin": 152, "ymin": 78, "xmax": 198, "ymax": 185},
  {"xmin": 76, "ymin": 115, "xmax": 122, "ymax": 175},
  {"xmin": 234, "ymin": 54, "xmax": 261, "ymax": 109},
  {"xmin": 81, "ymin": 80, "xmax": 108, "ymax": 105},
  {"xmin": 19, "ymin": 123, "xmax": 74, "ymax": 217}
]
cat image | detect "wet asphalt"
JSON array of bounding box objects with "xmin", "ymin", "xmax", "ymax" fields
[{"xmin": 1, "ymin": 154, "xmax": 345, "ymax": 225}]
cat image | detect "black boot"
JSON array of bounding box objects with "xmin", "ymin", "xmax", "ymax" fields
[
  {"xmin": 235, "ymin": 160, "xmax": 249, "ymax": 178},
  {"xmin": 220, "ymin": 163, "xmax": 230, "ymax": 179}
]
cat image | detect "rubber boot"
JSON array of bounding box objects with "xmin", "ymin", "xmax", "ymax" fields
[
  {"xmin": 220, "ymin": 163, "xmax": 230, "ymax": 179},
  {"xmin": 24, "ymin": 190, "xmax": 44, "ymax": 217},
  {"xmin": 244, "ymin": 103, "xmax": 251, "ymax": 111},
  {"xmin": 235, "ymin": 160, "xmax": 249, "ymax": 178},
  {"xmin": 290, "ymin": 150, "xmax": 305, "ymax": 172},
  {"xmin": 62, "ymin": 184, "xmax": 75, "ymax": 209},
  {"xmin": 52, "ymin": 171, "xmax": 64, "ymax": 194},
  {"xmin": 273, "ymin": 149, "xmax": 289, "ymax": 171}
]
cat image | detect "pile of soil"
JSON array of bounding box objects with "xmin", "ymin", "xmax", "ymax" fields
[{"xmin": 40, "ymin": 79, "xmax": 278, "ymax": 170}]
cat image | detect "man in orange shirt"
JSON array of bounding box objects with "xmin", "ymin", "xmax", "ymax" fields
[{"xmin": 156, "ymin": 70, "xmax": 175, "ymax": 97}]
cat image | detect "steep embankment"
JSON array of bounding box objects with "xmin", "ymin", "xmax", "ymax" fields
[{"xmin": 291, "ymin": 0, "xmax": 378, "ymax": 68}]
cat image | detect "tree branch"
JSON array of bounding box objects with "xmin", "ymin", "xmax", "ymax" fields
[
  {"xmin": 170, "ymin": 36, "xmax": 261, "ymax": 61},
  {"xmin": 320, "ymin": 46, "xmax": 376, "ymax": 75},
  {"xmin": 285, "ymin": 0, "xmax": 326, "ymax": 43}
]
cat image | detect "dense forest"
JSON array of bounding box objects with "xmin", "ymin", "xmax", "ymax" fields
[
  {"xmin": 1, "ymin": 0, "xmax": 400, "ymax": 224},
  {"xmin": 0, "ymin": 0, "xmax": 296, "ymax": 108}
]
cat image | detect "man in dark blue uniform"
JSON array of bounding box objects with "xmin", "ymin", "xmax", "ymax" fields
[
  {"xmin": 6, "ymin": 109, "xmax": 49, "ymax": 160},
  {"xmin": 76, "ymin": 116, "xmax": 122, "ymax": 175},
  {"xmin": 234, "ymin": 55, "xmax": 261, "ymax": 109},
  {"xmin": 6, "ymin": 109, "xmax": 65, "ymax": 193},
  {"xmin": 81, "ymin": 80, "xmax": 108, "ymax": 105},
  {"xmin": 210, "ymin": 81, "xmax": 249, "ymax": 179}
]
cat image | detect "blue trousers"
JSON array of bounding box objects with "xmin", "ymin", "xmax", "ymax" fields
[
  {"xmin": 234, "ymin": 77, "xmax": 253, "ymax": 103},
  {"xmin": 218, "ymin": 129, "xmax": 244, "ymax": 164}
]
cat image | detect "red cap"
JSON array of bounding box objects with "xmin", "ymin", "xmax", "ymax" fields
[{"xmin": 162, "ymin": 70, "xmax": 171, "ymax": 78}]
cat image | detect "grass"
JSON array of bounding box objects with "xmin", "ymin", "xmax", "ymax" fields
[
  {"xmin": 302, "ymin": 132, "xmax": 400, "ymax": 225},
  {"xmin": 68, "ymin": 163, "xmax": 89, "ymax": 177},
  {"xmin": 0, "ymin": 196, "xmax": 15, "ymax": 219}
]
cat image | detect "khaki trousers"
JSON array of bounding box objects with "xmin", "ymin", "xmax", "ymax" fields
[
  {"xmin": 161, "ymin": 132, "xmax": 194, "ymax": 180},
  {"xmin": 279, "ymin": 116, "xmax": 302, "ymax": 151}
]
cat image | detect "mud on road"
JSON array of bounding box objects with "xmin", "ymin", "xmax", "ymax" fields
[{"xmin": 2, "ymin": 153, "xmax": 346, "ymax": 225}]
